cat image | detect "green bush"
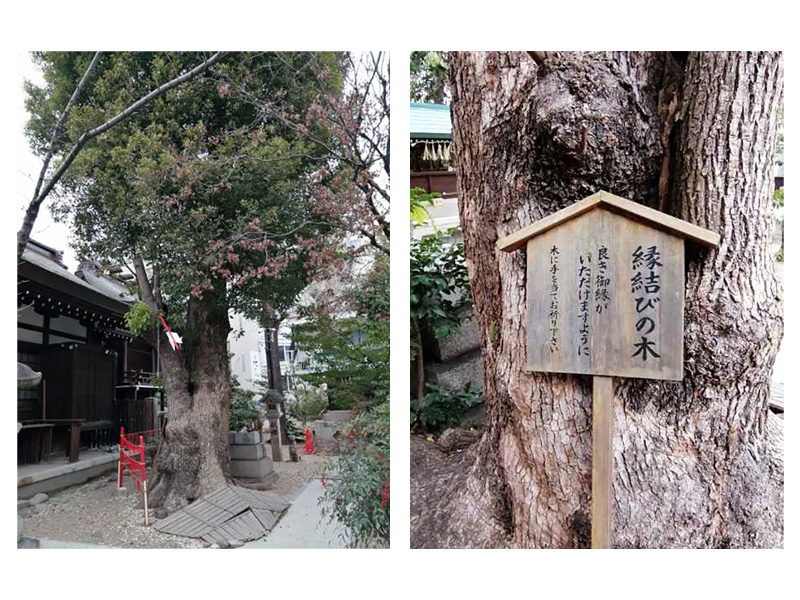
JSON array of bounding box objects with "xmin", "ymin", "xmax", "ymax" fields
[
  {"xmin": 320, "ymin": 403, "xmax": 389, "ymax": 548},
  {"xmin": 124, "ymin": 302, "xmax": 154, "ymax": 337},
  {"xmin": 410, "ymin": 230, "xmax": 472, "ymax": 348},
  {"xmin": 287, "ymin": 382, "xmax": 328, "ymax": 425},
  {"xmin": 229, "ymin": 384, "xmax": 262, "ymax": 432},
  {"xmin": 285, "ymin": 418, "xmax": 303, "ymax": 440},
  {"xmin": 411, "ymin": 383, "xmax": 482, "ymax": 433},
  {"xmin": 410, "ymin": 187, "xmax": 440, "ymax": 226},
  {"xmin": 774, "ymin": 187, "xmax": 784, "ymax": 208}
]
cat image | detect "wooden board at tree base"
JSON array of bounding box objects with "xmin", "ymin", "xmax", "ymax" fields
[{"xmin": 498, "ymin": 191, "xmax": 720, "ymax": 382}]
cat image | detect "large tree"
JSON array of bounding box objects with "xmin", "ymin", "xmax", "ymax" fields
[
  {"xmin": 413, "ymin": 51, "xmax": 783, "ymax": 548},
  {"xmin": 26, "ymin": 52, "xmax": 344, "ymax": 512}
]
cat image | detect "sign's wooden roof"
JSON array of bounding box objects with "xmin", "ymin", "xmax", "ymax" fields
[{"xmin": 496, "ymin": 190, "xmax": 721, "ymax": 253}]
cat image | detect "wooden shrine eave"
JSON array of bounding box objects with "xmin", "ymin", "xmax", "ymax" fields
[
  {"xmin": 496, "ymin": 190, "xmax": 721, "ymax": 253},
  {"xmin": 19, "ymin": 255, "xmax": 130, "ymax": 317}
]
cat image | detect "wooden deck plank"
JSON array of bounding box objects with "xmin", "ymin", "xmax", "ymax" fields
[
  {"xmin": 154, "ymin": 485, "xmax": 290, "ymax": 541},
  {"xmin": 225, "ymin": 522, "xmax": 250, "ymax": 541},
  {"xmin": 235, "ymin": 511, "xmax": 266, "ymax": 540},
  {"xmin": 234, "ymin": 487, "xmax": 289, "ymax": 511},
  {"xmin": 155, "ymin": 507, "xmax": 192, "ymax": 530},
  {"xmin": 226, "ymin": 514, "xmax": 255, "ymax": 539},
  {"xmin": 155, "ymin": 510, "xmax": 198, "ymax": 534},
  {"xmin": 183, "ymin": 519, "xmax": 213, "ymax": 538},
  {"xmin": 252, "ymin": 508, "xmax": 279, "ymax": 531}
]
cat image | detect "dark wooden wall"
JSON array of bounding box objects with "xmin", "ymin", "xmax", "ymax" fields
[
  {"xmin": 410, "ymin": 170, "xmax": 458, "ymax": 198},
  {"xmin": 17, "ymin": 343, "xmax": 43, "ymax": 421},
  {"xmin": 42, "ymin": 345, "xmax": 114, "ymax": 423}
]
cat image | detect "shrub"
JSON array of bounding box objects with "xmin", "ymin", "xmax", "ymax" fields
[
  {"xmin": 284, "ymin": 417, "xmax": 302, "ymax": 440},
  {"xmin": 124, "ymin": 302, "xmax": 154, "ymax": 337},
  {"xmin": 411, "ymin": 383, "xmax": 482, "ymax": 433},
  {"xmin": 287, "ymin": 382, "xmax": 329, "ymax": 425},
  {"xmin": 320, "ymin": 402, "xmax": 389, "ymax": 548},
  {"xmin": 229, "ymin": 384, "xmax": 262, "ymax": 432},
  {"xmin": 410, "ymin": 230, "xmax": 472, "ymax": 348}
]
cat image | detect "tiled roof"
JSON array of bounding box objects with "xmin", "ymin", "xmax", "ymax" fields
[
  {"xmin": 21, "ymin": 243, "xmax": 134, "ymax": 310},
  {"xmin": 410, "ymin": 102, "xmax": 452, "ymax": 139}
]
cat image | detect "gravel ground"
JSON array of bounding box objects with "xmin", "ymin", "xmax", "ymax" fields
[
  {"xmin": 266, "ymin": 453, "xmax": 329, "ymax": 498},
  {"xmin": 410, "ymin": 433, "xmax": 477, "ymax": 549},
  {"xmin": 19, "ymin": 452, "xmax": 331, "ymax": 549}
]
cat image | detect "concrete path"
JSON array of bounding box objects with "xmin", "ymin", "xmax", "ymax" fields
[
  {"xmin": 19, "ymin": 538, "xmax": 115, "ymax": 549},
  {"xmin": 241, "ymin": 478, "xmax": 349, "ymax": 549}
]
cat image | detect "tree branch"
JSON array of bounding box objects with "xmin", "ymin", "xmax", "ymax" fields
[
  {"xmin": 133, "ymin": 254, "xmax": 159, "ymax": 312},
  {"xmin": 31, "ymin": 52, "xmax": 102, "ymax": 206},
  {"xmin": 359, "ymin": 227, "xmax": 390, "ymax": 256},
  {"xmin": 18, "ymin": 51, "xmax": 228, "ymax": 260}
]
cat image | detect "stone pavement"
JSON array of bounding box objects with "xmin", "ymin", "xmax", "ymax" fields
[
  {"xmin": 19, "ymin": 537, "xmax": 114, "ymax": 549},
  {"xmin": 241, "ymin": 477, "xmax": 349, "ymax": 549}
]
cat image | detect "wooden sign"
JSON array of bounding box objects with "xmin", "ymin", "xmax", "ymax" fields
[
  {"xmin": 498, "ymin": 191, "xmax": 720, "ymax": 382},
  {"xmin": 497, "ymin": 190, "xmax": 720, "ymax": 549}
]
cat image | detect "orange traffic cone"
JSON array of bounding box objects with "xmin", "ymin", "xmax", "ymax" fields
[{"xmin": 305, "ymin": 427, "xmax": 313, "ymax": 454}]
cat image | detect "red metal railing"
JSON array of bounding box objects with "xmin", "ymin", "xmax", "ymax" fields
[
  {"xmin": 118, "ymin": 427, "xmax": 152, "ymax": 525},
  {"xmin": 122, "ymin": 427, "xmax": 161, "ymax": 451}
]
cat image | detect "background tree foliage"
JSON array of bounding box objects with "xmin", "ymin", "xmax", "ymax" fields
[
  {"xmin": 410, "ymin": 51, "xmax": 450, "ymax": 104},
  {"xmin": 229, "ymin": 378, "xmax": 262, "ymax": 432},
  {"xmin": 291, "ymin": 254, "xmax": 390, "ymax": 410},
  {"xmin": 286, "ymin": 382, "xmax": 328, "ymax": 425}
]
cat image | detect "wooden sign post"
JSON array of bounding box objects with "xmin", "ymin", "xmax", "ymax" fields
[{"xmin": 497, "ymin": 190, "xmax": 719, "ymax": 548}]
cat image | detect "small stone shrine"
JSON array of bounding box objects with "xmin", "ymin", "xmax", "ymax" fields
[{"xmin": 230, "ymin": 430, "xmax": 277, "ymax": 486}]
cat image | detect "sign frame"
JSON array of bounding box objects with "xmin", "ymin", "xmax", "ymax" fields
[{"xmin": 497, "ymin": 190, "xmax": 720, "ymax": 549}]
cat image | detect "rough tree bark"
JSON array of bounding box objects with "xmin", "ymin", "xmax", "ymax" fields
[
  {"xmin": 135, "ymin": 261, "xmax": 232, "ymax": 513},
  {"xmin": 415, "ymin": 51, "xmax": 783, "ymax": 548}
]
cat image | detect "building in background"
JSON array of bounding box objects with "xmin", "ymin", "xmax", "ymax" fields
[
  {"xmin": 228, "ymin": 314, "xmax": 319, "ymax": 396},
  {"xmin": 227, "ymin": 313, "xmax": 267, "ymax": 392},
  {"xmin": 228, "ymin": 254, "xmax": 368, "ymax": 399},
  {"xmin": 410, "ymin": 102, "xmax": 460, "ymax": 240},
  {"xmin": 410, "ymin": 102, "xmax": 457, "ymax": 196}
]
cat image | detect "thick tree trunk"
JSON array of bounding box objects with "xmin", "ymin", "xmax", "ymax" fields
[
  {"xmin": 419, "ymin": 51, "xmax": 783, "ymax": 548},
  {"xmin": 146, "ymin": 293, "xmax": 232, "ymax": 513}
]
